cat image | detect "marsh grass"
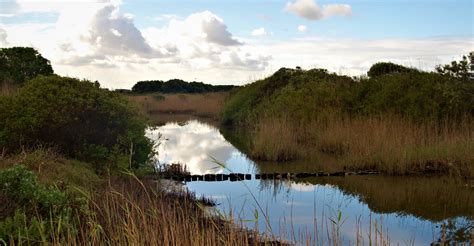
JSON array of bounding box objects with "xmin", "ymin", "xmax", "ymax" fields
[
  {"xmin": 128, "ymin": 92, "xmax": 228, "ymax": 124},
  {"xmin": 250, "ymin": 115, "xmax": 474, "ymax": 177}
]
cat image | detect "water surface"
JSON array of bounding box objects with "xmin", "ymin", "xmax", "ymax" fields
[{"xmin": 147, "ymin": 120, "xmax": 473, "ymax": 245}]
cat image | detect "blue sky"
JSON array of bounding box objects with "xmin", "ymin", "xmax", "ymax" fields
[{"xmin": 0, "ymin": 0, "xmax": 472, "ymax": 88}]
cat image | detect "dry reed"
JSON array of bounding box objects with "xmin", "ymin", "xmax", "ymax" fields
[{"xmin": 250, "ymin": 115, "xmax": 474, "ymax": 177}]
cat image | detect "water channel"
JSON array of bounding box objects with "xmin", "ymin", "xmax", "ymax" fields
[{"xmin": 147, "ymin": 120, "xmax": 473, "ymax": 245}]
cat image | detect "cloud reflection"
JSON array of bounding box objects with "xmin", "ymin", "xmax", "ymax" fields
[{"xmin": 147, "ymin": 120, "xmax": 236, "ymax": 174}]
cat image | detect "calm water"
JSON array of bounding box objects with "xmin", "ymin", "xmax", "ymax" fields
[{"xmin": 147, "ymin": 120, "xmax": 473, "ymax": 245}]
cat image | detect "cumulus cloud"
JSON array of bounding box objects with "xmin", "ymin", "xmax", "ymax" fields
[
  {"xmin": 142, "ymin": 11, "xmax": 268, "ymax": 71},
  {"xmin": 297, "ymin": 25, "xmax": 308, "ymax": 32},
  {"xmin": 0, "ymin": 28, "xmax": 9, "ymax": 46},
  {"xmin": 286, "ymin": 0, "xmax": 352, "ymax": 20},
  {"xmin": 82, "ymin": 5, "xmax": 170, "ymax": 58},
  {"xmin": 251, "ymin": 27, "xmax": 269, "ymax": 37}
]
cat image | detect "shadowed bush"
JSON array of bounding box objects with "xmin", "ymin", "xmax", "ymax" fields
[{"xmin": 0, "ymin": 75, "xmax": 153, "ymax": 169}]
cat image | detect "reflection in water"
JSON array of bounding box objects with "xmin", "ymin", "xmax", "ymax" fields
[
  {"xmin": 148, "ymin": 121, "xmax": 248, "ymax": 174},
  {"xmin": 148, "ymin": 120, "xmax": 473, "ymax": 245}
]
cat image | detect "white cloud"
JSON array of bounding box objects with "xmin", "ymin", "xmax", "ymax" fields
[
  {"xmin": 251, "ymin": 27, "xmax": 268, "ymax": 37},
  {"xmin": 286, "ymin": 0, "xmax": 352, "ymax": 21},
  {"xmin": 297, "ymin": 25, "xmax": 308, "ymax": 32},
  {"xmin": 0, "ymin": 28, "xmax": 9, "ymax": 46},
  {"xmin": 253, "ymin": 37, "xmax": 473, "ymax": 77},
  {"xmin": 81, "ymin": 5, "xmax": 170, "ymax": 58}
]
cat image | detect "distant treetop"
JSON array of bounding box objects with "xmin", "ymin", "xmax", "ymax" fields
[
  {"xmin": 367, "ymin": 62, "xmax": 418, "ymax": 78},
  {"xmin": 0, "ymin": 47, "xmax": 54, "ymax": 85},
  {"xmin": 131, "ymin": 79, "xmax": 237, "ymax": 94}
]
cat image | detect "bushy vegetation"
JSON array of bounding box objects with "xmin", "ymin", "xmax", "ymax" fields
[
  {"xmin": 222, "ymin": 62, "xmax": 474, "ymax": 176},
  {"xmin": 367, "ymin": 62, "xmax": 418, "ymax": 77},
  {"xmin": 0, "ymin": 47, "xmax": 54, "ymax": 85},
  {"xmin": 0, "ymin": 165, "xmax": 85, "ymax": 242},
  {"xmin": 0, "ymin": 75, "xmax": 153, "ymax": 169},
  {"xmin": 132, "ymin": 79, "xmax": 237, "ymax": 94},
  {"xmin": 223, "ymin": 65, "xmax": 474, "ymax": 126}
]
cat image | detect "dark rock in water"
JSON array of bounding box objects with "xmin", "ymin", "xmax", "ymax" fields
[
  {"xmin": 237, "ymin": 173, "xmax": 245, "ymax": 180},
  {"xmin": 245, "ymin": 174, "xmax": 251, "ymax": 180},
  {"xmin": 197, "ymin": 175, "xmax": 204, "ymax": 181},
  {"xmin": 229, "ymin": 173, "xmax": 238, "ymax": 181},
  {"xmin": 223, "ymin": 174, "xmax": 229, "ymax": 181},
  {"xmin": 255, "ymin": 174, "xmax": 261, "ymax": 179},
  {"xmin": 216, "ymin": 174, "xmax": 223, "ymax": 181}
]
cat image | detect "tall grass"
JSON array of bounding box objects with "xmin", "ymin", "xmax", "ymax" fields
[
  {"xmin": 250, "ymin": 115, "xmax": 474, "ymax": 177},
  {"xmin": 128, "ymin": 92, "xmax": 228, "ymax": 124}
]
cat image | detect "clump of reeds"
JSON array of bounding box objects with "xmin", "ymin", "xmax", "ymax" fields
[{"xmin": 249, "ymin": 114, "xmax": 474, "ymax": 177}]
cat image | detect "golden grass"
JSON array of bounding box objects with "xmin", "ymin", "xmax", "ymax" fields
[
  {"xmin": 250, "ymin": 115, "xmax": 474, "ymax": 177},
  {"xmin": 128, "ymin": 92, "xmax": 228, "ymax": 124}
]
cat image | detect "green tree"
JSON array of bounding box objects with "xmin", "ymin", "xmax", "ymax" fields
[
  {"xmin": 435, "ymin": 54, "xmax": 472, "ymax": 81},
  {"xmin": 0, "ymin": 47, "xmax": 54, "ymax": 85},
  {"xmin": 0, "ymin": 75, "xmax": 153, "ymax": 168},
  {"xmin": 367, "ymin": 62, "xmax": 418, "ymax": 78}
]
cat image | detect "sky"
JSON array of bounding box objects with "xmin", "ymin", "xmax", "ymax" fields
[{"xmin": 0, "ymin": 0, "xmax": 473, "ymax": 89}]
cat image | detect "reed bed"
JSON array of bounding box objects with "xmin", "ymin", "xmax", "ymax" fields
[
  {"xmin": 250, "ymin": 115, "xmax": 474, "ymax": 177},
  {"xmin": 128, "ymin": 92, "xmax": 228, "ymax": 123}
]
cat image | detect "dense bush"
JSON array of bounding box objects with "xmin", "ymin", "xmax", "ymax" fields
[
  {"xmin": 222, "ymin": 68, "xmax": 354, "ymax": 125},
  {"xmin": 0, "ymin": 47, "xmax": 54, "ymax": 85},
  {"xmin": 223, "ymin": 66, "xmax": 474, "ymax": 126},
  {"xmin": 0, "ymin": 75, "xmax": 153, "ymax": 168},
  {"xmin": 367, "ymin": 62, "xmax": 418, "ymax": 77},
  {"xmin": 132, "ymin": 79, "xmax": 236, "ymax": 94},
  {"xmin": 0, "ymin": 165, "xmax": 79, "ymax": 241},
  {"xmin": 347, "ymin": 72, "xmax": 474, "ymax": 120}
]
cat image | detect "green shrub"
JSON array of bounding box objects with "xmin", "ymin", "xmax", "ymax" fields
[
  {"xmin": 0, "ymin": 75, "xmax": 153, "ymax": 168},
  {"xmin": 367, "ymin": 62, "xmax": 418, "ymax": 77},
  {"xmin": 0, "ymin": 165, "xmax": 78, "ymax": 242}
]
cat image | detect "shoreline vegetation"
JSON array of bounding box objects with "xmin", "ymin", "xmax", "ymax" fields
[
  {"xmin": 221, "ymin": 64, "xmax": 474, "ymax": 178},
  {"xmin": 1, "ymin": 46, "xmax": 473, "ymax": 244}
]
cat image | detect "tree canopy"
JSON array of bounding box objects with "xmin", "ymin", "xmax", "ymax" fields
[
  {"xmin": 0, "ymin": 47, "xmax": 54, "ymax": 85},
  {"xmin": 131, "ymin": 79, "xmax": 237, "ymax": 94},
  {"xmin": 435, "ymin": 53, "xmax": 473, "ymax": 81}
]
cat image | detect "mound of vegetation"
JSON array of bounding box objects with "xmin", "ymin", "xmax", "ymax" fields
[
  {"xmin": 223, "ymin": 63, "xmax": 473, "ymax": 126},
  {"xmin": 131, "ymin": 79, "xmax": 237, "ymax": 94},
  {"xmin": 0, "ymin": 47, "xmax": 54, "ymax": 86},
  {"xmin": 222, "ymin": 61, "xmax": 474, "ymax": 176},
  {"xmin": 0, "ymin": 75, "xmax": 153, "ymax": 169}
]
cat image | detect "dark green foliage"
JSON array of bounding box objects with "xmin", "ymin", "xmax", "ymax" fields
[
  {"xmin": 435, "ymin": 54, "xmax": 472, "ymax": 81},
  {"xmin": 131, "ymin": 79, "xmax": 237, "ymax": 94},
  {"xmin": 222, "ymin": 68, "xmax": 354, "ymax": 125},
  {"xmin": 0, "ymin": 47, "xmax": 54, "ymax": 85},
  {"xmin": 347, "ymin": 73, "xmax": 474, "ymax": 120},
  {"xmin": 367, "ymin": 62, "xmax": 418, "ymax": 78},
  {"xmin": 0, "ymin": 75, "xmax": 153, "ymax": 168},
  {"xmin": 223, "ymin": 65, "xmax": 474, "ymax": 126},
  {"xmin": 0, "ymin": 165, "xmax": 77, "ymax": 242}
]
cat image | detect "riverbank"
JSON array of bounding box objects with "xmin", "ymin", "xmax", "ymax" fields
[
  {"xmin": 0, "ymin": 149, "xmax": 272, "ymax": 245},
  {"xmin": 222, "ymin": 67, "xmax": 474, "ymax": 177}
]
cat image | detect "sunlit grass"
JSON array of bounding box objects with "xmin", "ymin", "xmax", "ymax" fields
[{"xmin": 250, "ymin": 114, "xmax": 474, "ymax": 177}]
